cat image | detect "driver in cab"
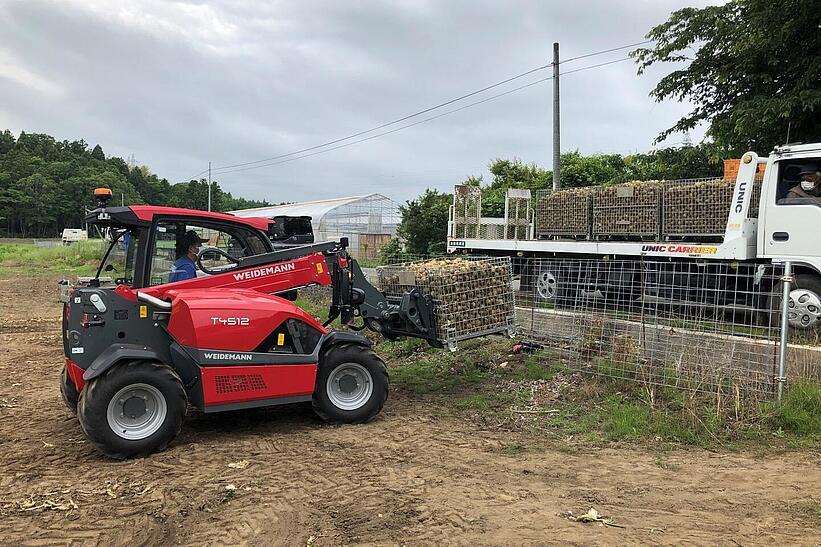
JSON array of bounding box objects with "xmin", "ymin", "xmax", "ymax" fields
[
  {"xmin": 787, "ymin": 164, "xmax": 821, "ymax": 200},
  {"xmin": 169, "ymin": 230, "xmax": 207, "ymax": 283}
]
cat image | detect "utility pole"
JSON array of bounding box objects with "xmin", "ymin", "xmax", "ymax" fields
[
  {"xmin": 207, "ymin": 161, "xmax": 212, "ymax": 212},
  {"xmin": 552, "ymin": 42, "xmax": 561, "ymax": 191}
]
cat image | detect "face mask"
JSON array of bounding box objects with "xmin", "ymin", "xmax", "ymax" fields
[{"xmin": 801, "ymin": 179, "xmax": 816, "ymax": 192}]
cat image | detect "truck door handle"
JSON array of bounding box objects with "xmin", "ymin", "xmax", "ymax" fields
[{"xmin": 773, "ymin": 232, "xmax": 789, "ymax": 242}]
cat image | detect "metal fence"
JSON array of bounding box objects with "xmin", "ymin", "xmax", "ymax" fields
[
  {"xmin": 514, "ymin": 257, "xmax": 820, "ymax": 402},
  {"xmin": 359, "ymin": 251, "xmax": 819, "ymax": 401}
]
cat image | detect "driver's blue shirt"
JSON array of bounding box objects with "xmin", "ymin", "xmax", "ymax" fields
[{"xmin": 169, "ymin": 256, "xmax": 196, "ymax": 283}]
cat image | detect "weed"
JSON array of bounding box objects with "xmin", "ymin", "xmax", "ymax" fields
[
  {"xmin": 763, "ymin": 383, "xmax": 821, "ymax": 436},
  {"xmin": 0, "ymin": 241, "xmax": 104, "ymax": 277}
]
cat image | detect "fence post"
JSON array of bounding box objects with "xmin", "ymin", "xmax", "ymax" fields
[{"xmin": 777, "ymin": 261, "xmax": 792, "ymax": 402}]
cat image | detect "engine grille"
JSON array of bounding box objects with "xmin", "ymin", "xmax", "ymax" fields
[{"xmin": 214, "ymin": 374, "xmax": 267, "ymax": 394}]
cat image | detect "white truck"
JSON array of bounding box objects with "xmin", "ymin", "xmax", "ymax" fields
[
  {"xmin": 446, "ymin": 143, "xmax": 821, "ymax": 331},
  {"xmin": 61, "ymin": 228, "xmax": 88, "ymax": 246}
]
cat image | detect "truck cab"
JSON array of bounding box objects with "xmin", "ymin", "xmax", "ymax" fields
[{"xmin": 756, "ymin": 143, "xmax": 821, "ymax": 271}]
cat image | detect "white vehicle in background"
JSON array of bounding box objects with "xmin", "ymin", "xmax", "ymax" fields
[
  {"xmin": 61, "ymin": 228, "xmax": 88, "ymax": 246},
  {"xmin": 447, "ymin": 143, "xmax": 821, "ymax": 331}
]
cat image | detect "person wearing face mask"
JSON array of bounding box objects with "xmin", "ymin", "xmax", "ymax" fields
[
  {"xmin": 168, "ymin": 230, "xmax": 207, "ymax": 282},
  {"xmin": 787, "ymin": 165, "xmax": 821, "ymax": 199}
]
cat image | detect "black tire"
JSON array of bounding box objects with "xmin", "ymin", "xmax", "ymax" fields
[
  {"xmin": 77, "ymin": 361, "xmax": 187, "ymax": 459},
  {"xmin": 59, "ymin": 363, "xmax": 79, "ymax": 415},
  {"xmin": 312, "ymin": 343, "xmax": 388, "ymax": 424}
]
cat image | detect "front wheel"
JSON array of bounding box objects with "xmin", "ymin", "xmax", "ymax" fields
[
  {"xmin": 77, "ymin": 361, "xmax": 187, "ymax": 459},
  {"xmin": 312, "ymin": 344, "xmax": 388, "ymax": 424},
  {"xmin": 59, "ymin": 363, "xmax": 79, "ymax": 414}
]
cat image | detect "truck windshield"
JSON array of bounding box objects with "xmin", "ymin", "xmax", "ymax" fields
[{"xmin": 96, "ymin": 229, "xmax": 140, "ymax": 287}]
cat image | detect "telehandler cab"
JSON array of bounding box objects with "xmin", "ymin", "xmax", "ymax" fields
[{"xmin": 60, "ymin": 188, "xmax": 439, "ymax": 458}]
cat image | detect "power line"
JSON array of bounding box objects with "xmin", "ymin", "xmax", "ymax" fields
[
  {"xmin": 215, "ymin": 57, "xmax": 631, "ymax": 176},
  {"xmin": 558, "ymin": 39, "xmax": 651, "ymax": 65},
  {"xmin": 208, "ymin": 64, "xmax": 550, "ymax": 173},
  {"xmin": 204, "ymin": 39, "xmax": 651, "ymax": 176}
]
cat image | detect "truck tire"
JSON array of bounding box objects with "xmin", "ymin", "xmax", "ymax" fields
[
  {"xmin": 59, "ymin": 363, "xmax": 79, "ymax": 415},
  {"xmin": 77, "ymin": 360, "xmax": 187, "ymax": 459},
  {"xmin": 771, "ymin": 273, "xmax": 821, "ymax": 332},
  {"xmin": 312, "ymin": 343, "xmax": 388, "ymax": 424}
]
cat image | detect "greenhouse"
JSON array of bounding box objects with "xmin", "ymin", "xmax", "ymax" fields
[{"xmin": 229, "ymin": 193, "xmax": 401, "ymax": 258}]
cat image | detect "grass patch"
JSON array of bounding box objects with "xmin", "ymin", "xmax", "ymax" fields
[
  {"xmin": 510, "ymin": 358, "xmax": 562, "ymax": 382},
  {"xmin": 382, "ymin": 337, "xmax": 820, "ymax": 449},
  {"xmin": 0, "ymin": 241, "xmax": 104, "ymax": 277},
  {"xmin": 763, "ymin": 383, "xmax": 821, "ymax": 435}
]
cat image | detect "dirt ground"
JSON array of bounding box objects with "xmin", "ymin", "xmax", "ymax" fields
[{"xmin": 0, "ymin": 275, "xmax": 819, "ymax": 546}]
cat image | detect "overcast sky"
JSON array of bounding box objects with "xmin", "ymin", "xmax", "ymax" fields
[{"xmin": 0, "ymin": 0, "xmax": 718, "ymax": 204}]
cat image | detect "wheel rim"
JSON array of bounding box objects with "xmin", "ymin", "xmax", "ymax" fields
[
  {"xmin": 326, "ymin": 363, "xmax": 373, "ymax": 411},
  {"xmin": 536, "ymin": 271, "xmax": 558, "ymax": 300},
  {"xmin": 106, "ymin": 383, "xmax": 167, "ymax": 440},
  {"xmin": 787, "ymin": 288, "xmax": 821, "ymax": 329}
]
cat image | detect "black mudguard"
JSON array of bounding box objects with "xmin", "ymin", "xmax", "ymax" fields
[
  {"xmin": 321, "ymin": 330, "xmax": 373, "ymax": 350},
  {"xmin": 83, "ymin": 344, "xmax": 164, "ymax": 382}
]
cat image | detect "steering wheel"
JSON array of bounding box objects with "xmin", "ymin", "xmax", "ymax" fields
[{"xmin": 196, "ymin": 246, "xmax": 240, "ymax": 275}]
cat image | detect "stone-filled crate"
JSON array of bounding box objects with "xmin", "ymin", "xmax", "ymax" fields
[
  {"xmin": 663, "ymin": 177, "xmax": 764, "ymax": 237},
  {"xmin": 376, "ymin": 257, "xmax": 515, "ymax": 349},
  {"xmin": 535, "ymin": 187, "xmax": 595, "ymax": 239},
  {"xmin": 592, "ymin": 181, "xmax": 661, "ymax": 239}
]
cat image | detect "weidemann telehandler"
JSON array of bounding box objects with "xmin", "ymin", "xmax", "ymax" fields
[{"xmin": 61, "ymin": 189, "xmax": 445, "ymax": 459}]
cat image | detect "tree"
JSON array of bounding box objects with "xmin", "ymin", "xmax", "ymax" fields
[
  {"xmin": 91, "ymin": 144, "xmax": 105, "ymax": 161},
  {"xmin": 396, "ymin": 189, "xmax": 451, "ymax": 255},
  {"xmin": 633, "ymin": 0, "xmax": 821, "ymax": 153}
]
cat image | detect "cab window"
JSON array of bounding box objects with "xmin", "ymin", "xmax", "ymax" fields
[
  {"xmin": 776, "ymin": 160, "xmax": 821, "ymax": 204},
  {"xmin": 148, "ymin": 220, "xmax": 269, "ymax": 286}
]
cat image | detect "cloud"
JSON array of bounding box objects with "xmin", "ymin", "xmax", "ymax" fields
[{"xmin": 0, "ymin": 0, "xmax": 718, "ymax": 203}]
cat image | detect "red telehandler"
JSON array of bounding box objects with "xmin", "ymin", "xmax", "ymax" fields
[{"xmin": 60, "ymin": 189, "xmax": 441, "ymax": 458}]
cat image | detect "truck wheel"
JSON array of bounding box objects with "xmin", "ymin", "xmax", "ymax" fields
[
  {"xmin": 313, "ymin": 343, "xmax": 388, "ymax": 424},
  {"xmin": 534, "ymin": 265, "xmax": 578, "ymax": 307},
  {"xmin": 771, "ymin": 273, "xmax": 821, "ymax": 332},
  {"xmin": 59, "ymin": 364, "xmax": 79, "ymax": 415},
  {"xmin": 77, "ymin": 361, "xmax": 187, "ymax": 459}
]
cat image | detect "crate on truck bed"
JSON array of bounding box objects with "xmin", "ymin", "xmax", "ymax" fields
[
  {"xmin": 535, "ymin": 187, "xmax": 594, "ymax": 239},
  {"xmin": 376, "ymin": 257, "xmax": 516, "ymax": 350},
  {"xmin": 592, "ymin": 181, "xmax": 662, "ymax": 239}
]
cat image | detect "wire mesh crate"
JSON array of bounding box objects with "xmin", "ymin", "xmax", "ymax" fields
[
  {"xmin": 376, "ymin": 256, "xmax": 516, "ymax": 350},
  {"xmin": 452, "ymin": 185, "xmax": 482, "ymax": 239},
  {"xmin": 592, "ymin": 181, "xmax": 661, "ymax": 239},
  {"xmin": 663, "ymin": 177, "xmax": 764, "ymax": 237},
  {"xmin": 534, "ymin": 187, "xmax": 594, "ymax": 239}
]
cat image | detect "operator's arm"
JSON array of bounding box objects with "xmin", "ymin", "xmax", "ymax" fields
[{"xmin": 169, "ymin": 260, "xmax": 197, "ymax": 283}]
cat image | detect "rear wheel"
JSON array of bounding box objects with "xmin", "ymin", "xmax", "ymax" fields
[
  {"xmin": 312, "ymin": 344, "xmax": 388, "ymax": 424},
  {"xmin": 77, "ymin": 361, "xmax": 187, "ymax": 459},
  {"xmin": 59, "ymin": 364, "xmax": 79, "ymax": 415}
]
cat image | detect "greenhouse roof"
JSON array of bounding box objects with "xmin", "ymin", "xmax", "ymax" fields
[{"xmin": 228, "ymin": 194, "xmax": 394, "ymax": 221}]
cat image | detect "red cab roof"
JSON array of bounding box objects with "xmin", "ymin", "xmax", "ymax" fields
[{"xmin": 129, "ymin": 206, "xmax": 271, "ymax": 231}]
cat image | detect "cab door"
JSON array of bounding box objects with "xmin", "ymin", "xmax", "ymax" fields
[{"xmin": 760, "ymin": 157, "xmax": 821, "ymax": 262}]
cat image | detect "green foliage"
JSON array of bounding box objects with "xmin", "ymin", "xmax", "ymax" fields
[
  {"xmin": 396, "ymin": 189, "xmax": 451, "ymax": 255},
  {"xmin": 378, "ymin": 237, "xmax": 404, "ymax": 264},
  {"xmin": 0, "ymin": 240, "xmax": 104, "ymax": 276},
  {"xmin": 481, "ymin": 158, "xmax": 551, "ymax": 216},
  {"xmin": 764, "ymin": 383, "xmax": 821, "ymax": 435},
  {"xmin": 0, "ymin": 129, "xmax": 269, "ymax": 237},
  {"xmin": 633, "ymin": 0, "xmax": 821, "ymax": 152}
]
